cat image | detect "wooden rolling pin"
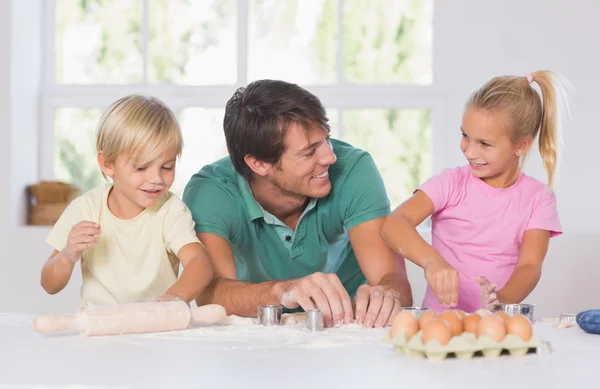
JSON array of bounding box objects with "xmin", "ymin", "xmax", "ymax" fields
[{"xmin": 33, "ymin": 300, "xmax": 226, "ymax": 336}]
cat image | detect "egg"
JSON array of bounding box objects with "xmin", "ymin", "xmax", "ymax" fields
[
  {"xmin": 476, "ymin": 315, "xmax": 506, "ymax": 342},
  {"xmin": 475, "ymin": 309, "xmax": 493, "ymax": 317},
  {"xmin": 389, "ymin": 310, "xmax": 419, "ymax": 339},
  {"xmin": 418, "ymin": 311, "xmax": 438, "ymax": 329},
  {"xmin": 506, "ymin": 314, "xmax": 533, "ymax": 341},
  {"xmin": 422, "ymin": 320, "xmax": 453, "ymax": 346},
  {"xmin": 439, "ymin": 310, "xmax": 464, "ymax": 336},
  {"xmin": 463, "ymin": 314, "xmax": 481, "ymax": 333},
  {"xmin": 495, "ymin": 311, "xmax": 510, "ymax": 325}
]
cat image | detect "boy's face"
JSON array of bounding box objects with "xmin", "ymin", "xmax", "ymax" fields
[{"xmin": 100, "ymin": 148, "xmax": 177, "ymax": 218}]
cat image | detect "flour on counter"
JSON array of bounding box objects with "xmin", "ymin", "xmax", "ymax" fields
[{"xmin": 139, "ymin": 314, "xmax": 389, "ymax": 351}]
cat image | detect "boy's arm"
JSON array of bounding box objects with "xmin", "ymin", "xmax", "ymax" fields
[
  {"xmin": 496, "ymin": 229, "xmax": 550, "ymax": 303},
  {"xmin": 42, "ymin": 219, "xmax": 101, "ymax": 295},
  {"xmin": 164, "ymin": 242, "xmax": 214, "ymax": 304},
  {"xmin": 40, "ymin": 249, "xmax": 77, "ymax": 294}
]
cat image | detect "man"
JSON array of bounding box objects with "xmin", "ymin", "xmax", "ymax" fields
[{"xmin": 182, "ymin": 79, "xmax": 412, "ymax": 328}]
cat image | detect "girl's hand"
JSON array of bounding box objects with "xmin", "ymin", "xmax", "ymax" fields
[
  {"xmin": 62, "ymin": 221, "xmax": 101, "ymax": 263},
  {"xmin": 423, "ymin": 257, "xmax": 459, "ymax": 308},
  {"xmin": 477, "ymin": 276, "xmax": 499, "ymax": 310}
]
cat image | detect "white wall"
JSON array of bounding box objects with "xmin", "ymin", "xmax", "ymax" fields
[{"xmin": 0, "ymin": 0, "xmax": 598, "ymax": 318}]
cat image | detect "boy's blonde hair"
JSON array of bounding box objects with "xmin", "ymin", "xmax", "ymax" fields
[
  {"xmin": 466, "ymin": 70, "xmax": 572, "ymax": 189},
  {"xmin": 96, "ymin": 95, "xmax": 183, "ymax": 179}
]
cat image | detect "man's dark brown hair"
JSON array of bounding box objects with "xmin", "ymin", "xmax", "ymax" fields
[{"xmin": 223, "ymin": 79, "xmax": 330, "ymax": 180}]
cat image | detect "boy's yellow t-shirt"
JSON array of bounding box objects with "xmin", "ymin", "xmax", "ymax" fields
[{"xmin": 45, "ymin": 184, "xmax": 201, "ymax": 306}]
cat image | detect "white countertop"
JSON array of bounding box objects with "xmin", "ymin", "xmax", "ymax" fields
[{"xmin": 0, "ymin": 313, "xmax": 596, "ymax": 388}]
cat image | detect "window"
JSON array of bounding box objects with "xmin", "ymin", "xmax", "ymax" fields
[{"xmin": 43, "ymin": 0, "xmax": 435, "ymax": 209}]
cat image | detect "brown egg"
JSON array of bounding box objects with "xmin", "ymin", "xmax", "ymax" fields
[
  {"xmin": 506, "ymin": 314, "xmax": 533, "ymax": 341},
  {"xmin": 422, "ymin": 320, "xmax": 453, "ymax": 346},
  {"xmin": 477, "ymin": 315, "xmax": 506, "ymax": 342},
  {"xmin": 495, "ymin": 311, "xmax": 510, "ymax": 325},
  {"xmin": 439, "ymin": 310, "xmax": 464, "ymax": 336},
  {"xmin": 418, "ymin": 311, "xmax": 438, "ymax": 329},
  {"xmin": 463, "ymin": 314, "xmax": 481, "ymax": 333},
  {"xmin": 389, "ymin": 310, "xmax": 419, "ymax": 339}
]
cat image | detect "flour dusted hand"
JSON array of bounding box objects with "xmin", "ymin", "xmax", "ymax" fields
[
  {"xmin": 424, "ymin": 257, "xmax": 459, "ymax": 308},
  {"xmin": 354, "ymin": 284, "xmax": 403, "ymax": 328},
  {"xmin": 279, "ymin": 272, "xmax": 353, "ymax": 328},
  {"xmin": 477, "ymin": 276, "xmax": 499, "ymax": 310},
  {"xmin": 62, "ymin": 221, "xmax": 101, "ymax": 263}
]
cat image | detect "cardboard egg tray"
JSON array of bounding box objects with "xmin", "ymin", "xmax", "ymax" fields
[{"xmin": 389, "ymin": 330, "xmax": 543, "ymax": 360}]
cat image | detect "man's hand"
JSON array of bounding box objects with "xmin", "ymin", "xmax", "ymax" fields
[
  {"xmin": 477, "ymin": 276, "xmax": 499, "ymax": 310},
  {"xmin": 423, "ymin": 257, "xmax": 459, "ymax": 308},
  {"xmin": 354, "ymin": 284, "xmax": 403, "ymax": 328},
  {"xmin": 279, "ymin": 272, "xmax": 354, "ymax": 327}
]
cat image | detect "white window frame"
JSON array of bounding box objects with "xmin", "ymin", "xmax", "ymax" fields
[{"xmin": 39, "ymin": 0, "xmax": 446, "ymax": 182}]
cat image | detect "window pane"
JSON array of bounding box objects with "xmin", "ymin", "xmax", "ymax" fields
[
  {"xmin": 248, "ymin": 0, "xmax": 337, "ymax": 84},
  {"xmin": 54, "ymin": 108, "xmax": 104, "ymax": 193},
  {"xmin": 342, "ymin": 109, "xmax": 431, "ymax": 208},
  {"xmin": 55, "ymin": 0, "xmax": 143, "ymax": 84},
  {"xmin": 343, "ymin": 0, "xmax": 433, "ymax": 84},
  {"xmin": 149, "ymin": 0, "xmax": 237, "ymax": 84},
  {"xmin": 326, "ymin": 109, "xmax": 340, "ymax": 139},
  {"xmin": 171, "ymin": 108, "xmax": 229, "ymax": 197}
]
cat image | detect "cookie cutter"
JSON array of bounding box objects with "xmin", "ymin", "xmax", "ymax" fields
[
  {"xmin": 492, "ymin": 303, "xmax": 535, "ymax": 323},
  {"xmin": 305, "ymin": 309, "xmax": 324, "ymax": 332},
  {"xmin": 257, "ymin": 305, "xmax": 282, "ymax": 326}
]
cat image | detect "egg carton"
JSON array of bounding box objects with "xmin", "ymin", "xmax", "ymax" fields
[{"xmin": 389, "ymin": 330, "xmax": 543, "ymax": 360}]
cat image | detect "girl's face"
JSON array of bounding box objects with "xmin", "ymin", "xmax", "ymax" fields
[{"xmin": 460, "ymin": 108, "xmax": 531, "ymax": 187}]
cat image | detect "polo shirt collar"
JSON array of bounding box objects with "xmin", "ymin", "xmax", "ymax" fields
[
  {"xmin": 237, "ymin": 174, "xmax": 318, "ymax": 223},
  {"xmin": 237, "ymin": 174, "xmax": 264, "ymax": 221}
]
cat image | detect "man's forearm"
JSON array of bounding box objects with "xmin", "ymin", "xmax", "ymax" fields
[
  {"xmin": 378, "ymin": 272, "xmax": 413, "ymax": 307},
  {"xmin": 196, "ymin": 277, "xmax": 289, "ymax": 317}
]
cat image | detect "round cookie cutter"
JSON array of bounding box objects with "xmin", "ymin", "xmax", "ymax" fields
[{"xmin": 257, "ymin": 305, "xmax": 283, "ymax": 326}]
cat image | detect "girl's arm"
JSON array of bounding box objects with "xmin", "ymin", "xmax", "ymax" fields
[
  {"xmin": 496, "ymin": 229, "xmax": 550, "ymax": 303},
  {"xmin": 380, "ymin": 191, "xmax": 459, "ymax": 308},
  {"xmin": 165, "ymin": 242, "xmax": 214, "ymax": 304}
]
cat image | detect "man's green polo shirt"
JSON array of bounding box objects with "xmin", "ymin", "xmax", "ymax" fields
[{"xmin": 182, "ymin": 139, "xmax": 391, "ymax": 298}]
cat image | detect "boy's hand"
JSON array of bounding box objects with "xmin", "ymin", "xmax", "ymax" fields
[
  {"xmin": 477, "ymin": 276, "xmax": 499, "ymax": 310},
  {"xmin": 62, "ymin": 221, "xmax": 101, "ymax": 263},
  {"xmin": 154, "ymin": 294, "xmax": 185, "ymax": 303},
  {"xmin": 423, "ymin": 257, "xmax": 459, "ymax": 308}
]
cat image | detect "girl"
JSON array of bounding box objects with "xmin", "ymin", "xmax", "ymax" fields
[
  {"xmin": 40, "ymin": 95, "xmax": 214, "ymax": 306},
  {"xmin": 380, "ymin": 71, "xmax": 571, "ymax": 313}
]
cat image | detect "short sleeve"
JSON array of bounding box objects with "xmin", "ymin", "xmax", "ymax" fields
[
  {"xmin": 182, "ymin": 177, "xmax": 238, "ymax": 242},
  {"xmin": 338, "ymin": 153, "xmax": 391, "ymax": 230},
  {"xmin": 526, "ymin": 189, "xmax": 562, "ymax": 238},
  {"xmin": 45, "ymin": 196, "xmax": 90, "ymax": 252},
  {"xmin": 417, "ymin": 168, "xmax": 461, "ymax": 213},
  {"xmin": 162, "ymin": 197, "xmax": 202, "ymax": 256}
]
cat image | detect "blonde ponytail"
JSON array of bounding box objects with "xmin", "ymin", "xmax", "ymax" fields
[{"xmin": 530, "ymin": 71, "xmax": 572, "ymax": 188}]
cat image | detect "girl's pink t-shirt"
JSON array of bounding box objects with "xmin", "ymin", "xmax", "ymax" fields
[{"xmin": 418, "ymin": 165, "xmax": 562, "ymax": 313}]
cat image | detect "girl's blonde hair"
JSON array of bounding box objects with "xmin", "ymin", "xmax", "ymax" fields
[
  {"xmin": 466, "ymin": 70, "xmax": 572, "ymax": 188},
  {"xmin": 96, "ymin": 95, "xmax": 183, "ymax": 178}
]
